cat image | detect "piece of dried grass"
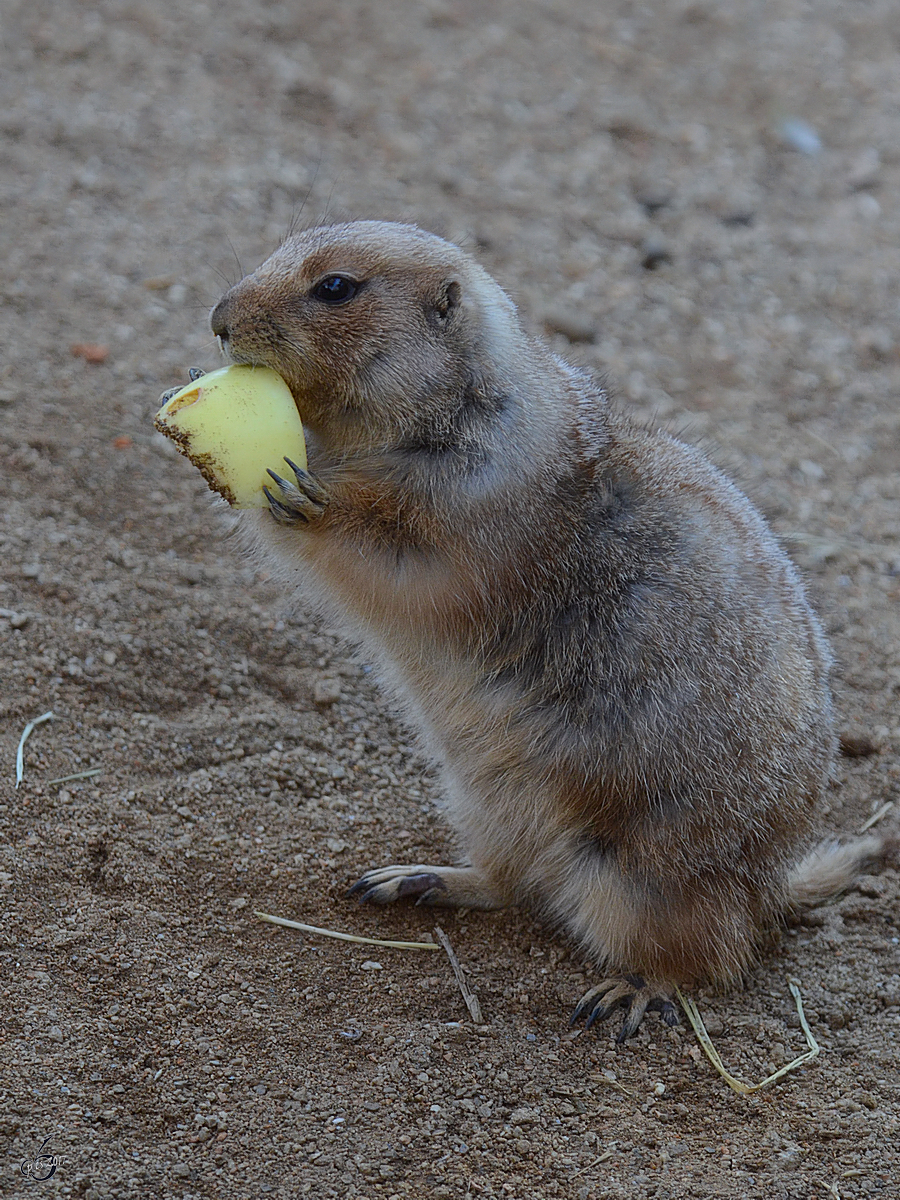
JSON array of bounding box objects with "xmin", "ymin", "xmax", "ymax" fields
[
  {"xmin": 675, "ymin": 977, "xmax": 819, "ymax": 1095},
  {"xmin": 434, "ymin": 924, "xmax": 483, "ymax": 1024},
  {"xmin": 47, "ymin": 768, "xmax": 103, "ymax": 786},
  {"xmin": 15, "ymin": 710, "xmax": 54, "ymax": 788},
  {"xmin": 254, "ymin": 911, "xmax": 439, "ymax": 951},
  {"xmin": 858, "ymin": 801, "xmax": 894, "ymax": 833}
]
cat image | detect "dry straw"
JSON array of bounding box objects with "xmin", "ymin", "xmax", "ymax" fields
[
  {"xmin": 255, "ymin": 911, "xmax": 440, "ymax": 951},
  {"xmin": 675, "ymin": 977, "xmax": 819, "ymax": 1095},
  {"xmin": 15, "ymin": 710, "xmax": 54, "ymax": 788}
]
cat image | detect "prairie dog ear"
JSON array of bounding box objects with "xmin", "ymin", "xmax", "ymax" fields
[{"xmin": 434, "ymin": 278, "xmax": 462, "ymax": 320}]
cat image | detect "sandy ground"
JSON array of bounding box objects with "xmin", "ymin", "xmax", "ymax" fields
[{"xmin": 1, "ymin": 1, "xmax": 899, "ymax": 1197}]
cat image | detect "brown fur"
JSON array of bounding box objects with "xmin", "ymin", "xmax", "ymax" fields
[{"xmin": 208, "ymin": 220, "xmax": 893, "ymax": 1024}]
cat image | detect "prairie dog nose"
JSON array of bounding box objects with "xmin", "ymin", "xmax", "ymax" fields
[{"xmin": 210, "ymin": 295, "xmax": 231, "ymax": 341}]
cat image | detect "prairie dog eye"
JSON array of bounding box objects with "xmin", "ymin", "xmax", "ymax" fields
[{"xmin": 311, "ymin": 275, "xmax": 361, "ymax": 305}]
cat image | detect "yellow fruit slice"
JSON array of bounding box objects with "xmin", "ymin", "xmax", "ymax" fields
[{"xmin": 154, "ymin": 365, "xmax": 306, "ymax": 509}]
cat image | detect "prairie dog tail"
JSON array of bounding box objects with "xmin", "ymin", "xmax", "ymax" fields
[{"xmin": 786, "ymin": 833, "xmax": 898, "ymax": 911}]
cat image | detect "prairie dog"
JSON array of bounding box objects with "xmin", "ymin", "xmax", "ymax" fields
[{"xmin": 208, "ymin": 220, "xmax": 892, "ymax": 1038}]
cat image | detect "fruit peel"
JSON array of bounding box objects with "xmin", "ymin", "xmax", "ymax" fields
[{"xmin": 154, "ymin": 364, "xmax": 306, "ymax": 508}]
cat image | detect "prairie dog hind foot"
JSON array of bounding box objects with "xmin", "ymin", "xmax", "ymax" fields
[
  {"xmin": 348, "ymin": 863, "xmax": 505, "ymax": 910},
  {"xmin": 572, "ymin": 975, "xmax": 680, "ymax": 1043}
]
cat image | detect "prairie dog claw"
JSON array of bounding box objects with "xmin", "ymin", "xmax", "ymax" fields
[
  {"xmin": 264, "ymin": 461, "xmax": 329, "ymax": 526},
  {"xmin": 347, "ymin": 864, "xmax": 505, "ymax": 911},
  {"xmin": 571, "ymin": 975, "xmax": 679, "ymax": 1041}
]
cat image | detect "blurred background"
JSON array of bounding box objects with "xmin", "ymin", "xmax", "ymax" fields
[{"xmin": 4, "ymin": 0, "xmax": 898, "ymax": 458}]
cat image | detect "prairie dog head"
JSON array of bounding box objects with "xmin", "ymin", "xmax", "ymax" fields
[{"xmin": 210, "ymin": 221, "xmax": 529, "ymax": 454}]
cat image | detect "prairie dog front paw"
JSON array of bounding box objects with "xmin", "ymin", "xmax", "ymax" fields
[{"xmin": 264, "ymin": 457, "xmax": 330, "ymax": 527}]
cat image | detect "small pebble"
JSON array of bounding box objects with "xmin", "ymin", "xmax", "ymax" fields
[
  {"xmin": 839, "ymin": 731, "xmax": 879, "ymax": 758},
  {"xmin": 314, "ymin": 677, "xmax": 342, "ymax": 705},
  {"xmin": 176, "ymin": 561, "xmax": 204, "ymax": 585},
  {"xmin": 779, "ymin": 118, "xmax": 821, "ymax": 155},
  {"xmin": 856, "ymin": 193, "xmax": 881, "ymax": 219},
  {"xmin": 70, "ymin": 342, "xmax": 110, "ymax": 363},
  {"xmin": 634, "ymin": 187, "xmax": 671, "ymax": 216},
  {"xmin": 848, "ymin": 146, "xmax": 880, "ymax": 190},
  {"xmin": 541, "ymin": 305, "xmax": 597, "ymax": 343},
  {"xmin": 641, "ymin": 237, "xmax": 671, "ymax": 270}
]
